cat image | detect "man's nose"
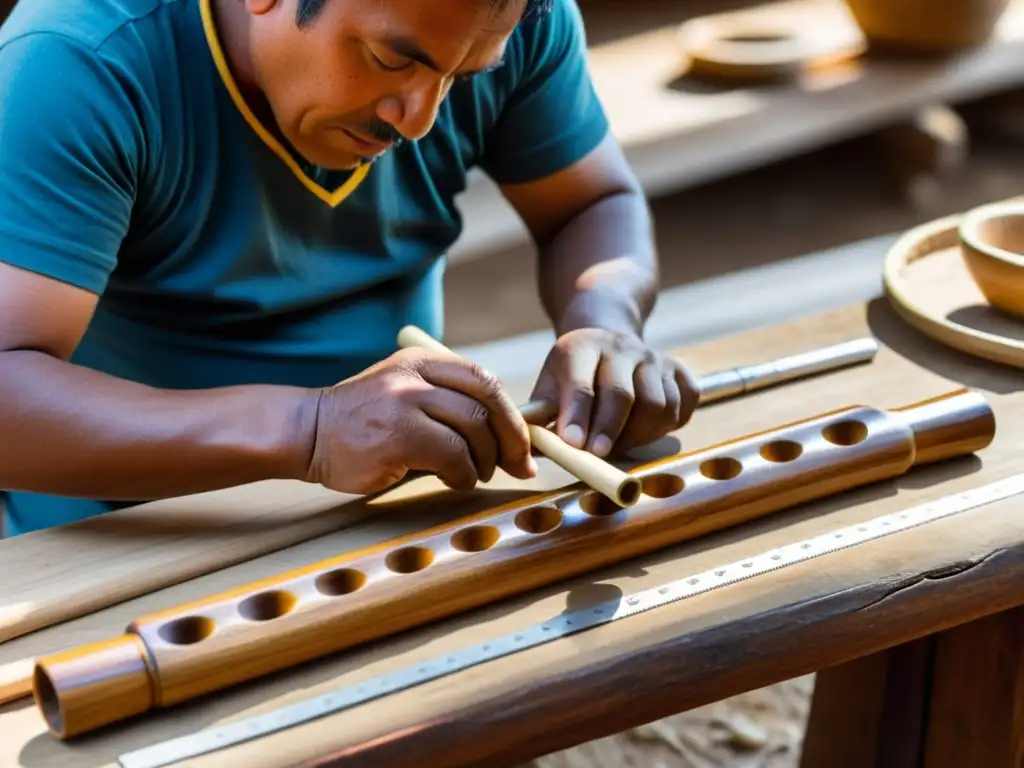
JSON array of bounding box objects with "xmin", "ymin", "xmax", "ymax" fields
[{"xmin": 390, "ymin": 78, "xmax": 448, "ymax": 142}]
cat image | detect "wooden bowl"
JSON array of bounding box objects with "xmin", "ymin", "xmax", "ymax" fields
[
  {"xmin": 959, "ymin": 201, "xmax": 1024, "ymax": 319},
  {"xmin": 843, "ymin": 0, "xmax": 1011, "ymax": 54}
]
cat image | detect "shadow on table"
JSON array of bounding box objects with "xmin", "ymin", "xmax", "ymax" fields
[
  {"xmin": 13, "ymin": 444, "xmax": 988, "ymax": 768},
  {"xmin": 866, "ymin": 297, "xmax": 1023, "ymax": 395},
  {"xmin": 64, "ymin": 485, "xmax": 549, "ymax": 540}
]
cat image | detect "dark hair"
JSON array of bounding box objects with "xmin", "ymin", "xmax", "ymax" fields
[{"xmin": 296, "ymin": 0, "xmax": 553, "ymax": 27}]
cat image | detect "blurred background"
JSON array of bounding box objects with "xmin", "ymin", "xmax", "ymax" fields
[{"xmin": 447, "ymin": 0, "xmax": 1024, "ymax": 381}]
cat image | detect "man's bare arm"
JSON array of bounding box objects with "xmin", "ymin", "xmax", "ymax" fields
[{"xmin": 0, "ymin": 262, "xmax": 318, "ymax": 500}]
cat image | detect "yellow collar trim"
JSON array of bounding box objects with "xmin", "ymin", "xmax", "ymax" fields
[{"xmin": 198, "ymin": 0, "xmax": 370, "ymax": 208}]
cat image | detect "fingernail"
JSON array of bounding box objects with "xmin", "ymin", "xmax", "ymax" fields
[
  {"xmin": 527, "ymin": 456, "xmax": 539, "ymax": 476},
  {"xmin": 564, "ymin": 424, "xmax": 584, "ymax": 448},
  {"xmin": 591, "ymin": 435, "xmax": 613, "ymax": 457}
]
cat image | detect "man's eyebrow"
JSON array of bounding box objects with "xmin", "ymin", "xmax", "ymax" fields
[
  {"xmin": 382, "ymin": 38, "xmax": 443, "ymax": 71},
  {"xmin": 382, "ymin": 37, "xmax": 507, "ymax": 77}
]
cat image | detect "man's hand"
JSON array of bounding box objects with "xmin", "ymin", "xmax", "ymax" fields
[
  {"xmin": 528, "ymin": 328, "xmax": 699, "ymax": 458},
  {"xmin": 305, "ymin": 348, "xmax": 538, "ymax": 495}
]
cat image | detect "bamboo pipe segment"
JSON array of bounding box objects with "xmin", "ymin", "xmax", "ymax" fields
[
  {"xmin": 0, "ymin": 335, "xmax": 879, "ymax": 710},
  {"xmin": 31, "ymin": 387, "xmax": 995, "ymax": 740},
  {"xmin": 395, "ymin": 325, "xmax": 642, "ymax": 508}
]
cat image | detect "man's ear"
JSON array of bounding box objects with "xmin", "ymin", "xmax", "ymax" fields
[{"xmin": 244, "ymin": 0, "xmax": 277, "ymax": 15}]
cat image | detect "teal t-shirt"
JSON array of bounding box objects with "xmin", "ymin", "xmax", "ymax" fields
[{"xmin": 0, "ymin": 0, "xmax": 609, "ymax": 535}]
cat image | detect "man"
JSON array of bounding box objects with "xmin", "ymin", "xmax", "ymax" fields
[{"xmin": 0, "ymin": 0, "xmax": 698, "ymax": 536}]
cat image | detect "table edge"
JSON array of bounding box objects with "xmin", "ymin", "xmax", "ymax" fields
[{"xmin": 293, "ymin": 520, "xmax": 1024, "ymax": 767}]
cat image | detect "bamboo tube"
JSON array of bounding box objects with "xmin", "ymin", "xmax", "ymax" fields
[
  {"xmin": 0, "ymin": 335, "xmax": 878, "ymax": 711},
  {"xmin": 33, "ymin": 387, "xmax": 994, "ymax": 739},
  {"xmin": 395, "ymin": 325, "xmax": 643, "ymax": 508}
]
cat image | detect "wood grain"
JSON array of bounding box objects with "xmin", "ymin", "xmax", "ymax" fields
[
  {"xmin": 922, "ymin": 605, "xmax": 1024, "ymax": 768},
  {"xmin": 0, "ymin": 481, "xmax": 371, "ymax": 645},
  {"xmin": 800, "ymin": 637, "xmax": 934, "ymax": 768},
  {"xmin": 291, "ymin": 529, "xmax": 1024, "ymax": 768},
  {"xmin": 801, "ymin": 598, "xmax": 1024, "ymax": 768},
  {"xmin": 32, "ymin": 388, "xmax": 995, "ymax": 738},
  {"xmin": 3, "ymin": 301, "xmax": 1024, "ymax": 767}
]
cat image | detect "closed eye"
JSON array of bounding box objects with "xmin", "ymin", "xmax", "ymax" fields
[
  {"xmin": 454, "ymin": 57, "xmax": 507, "ymax": 83},
  {"xmin": 371, "ymin": 53, "xmax": 414, "ymax": 73}
]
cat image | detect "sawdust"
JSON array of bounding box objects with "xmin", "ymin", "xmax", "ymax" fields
[{"xmin": 523, "ymin": 675, "xmax": 814, "ymax": 768}]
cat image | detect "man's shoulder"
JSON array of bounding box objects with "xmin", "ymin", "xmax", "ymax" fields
[
  {"xmin": 509, "ymin": 0, "xmax": 587, "ymax": 68},
  {"xmin": 0, "ymin": 0, "xmax": 183, "ymax": 54}
]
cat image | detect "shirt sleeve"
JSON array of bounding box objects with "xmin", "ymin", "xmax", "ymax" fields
[
  {"xmin": 0, "ymin": 32, "xmax": 142, "ymax": 294},
  {"xmin": 478, "ymin": 0, "xmax": 611, "ymax": 185}
]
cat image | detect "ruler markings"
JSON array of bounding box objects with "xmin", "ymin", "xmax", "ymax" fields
[{"xmin": 118, "ymin": 473, "xmax": 1024, "ymax": 768}]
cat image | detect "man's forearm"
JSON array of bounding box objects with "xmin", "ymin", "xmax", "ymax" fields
[
  {"xmin": 536, "ymin": 189, "xmax": 659, "ymax": 339},
  {"xmin": 0, "ymin": 350, "xmax": 318, "ymax": 500}
]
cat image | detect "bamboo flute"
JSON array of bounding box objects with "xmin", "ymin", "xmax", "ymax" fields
[
  {"xmin": 32, "ymin": 387, "xmax": 995, "ymax": 739},
  {"xmin": 0, "ymin": 333, "xmax": 877, "ymax": 711}
]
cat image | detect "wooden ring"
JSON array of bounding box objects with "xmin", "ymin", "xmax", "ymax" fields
[{"xmin": 679, "ymin": 17, "xmax": 810, "ymax": 81}]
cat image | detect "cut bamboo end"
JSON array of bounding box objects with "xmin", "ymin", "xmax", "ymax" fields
[
  {"xmin": 527, "ymin": 425, "xmax": 641, "ymax": 508},
  {"xmin": 396, "ymin": 325, "xmax": 641, "ymax": 508},
  {"xmin": 33, "ymin": 635, "xmax": 154, "ymax": 739}
]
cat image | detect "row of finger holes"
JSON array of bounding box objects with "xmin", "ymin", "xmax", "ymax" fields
[
  {"xmin": 156, "ymin": 502, "xmax": 570, "ymax": 645},
  {"xmin": 577, "ymin": 419, "xmax": 867, "ymax": 515},
  {"xmin": 157, "ymin": 420, "xmax": 868, "ymax": 646}
]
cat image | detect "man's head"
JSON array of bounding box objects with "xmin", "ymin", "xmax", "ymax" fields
[{"xmin": 232, "ymin": 0, "xmax": 552, "ymax": 171}]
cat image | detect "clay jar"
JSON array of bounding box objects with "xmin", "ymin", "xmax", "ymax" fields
[
  {"xmin": 844, "ymin": 0, "xmax": 1012, "ymax": 54},
  {"xmin": 959, "ymin": 201, "xmax": 1024, "ymax": 319}
]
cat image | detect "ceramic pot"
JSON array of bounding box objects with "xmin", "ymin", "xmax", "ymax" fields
[{"xmin": 844, "ymin": 0, "xmax": 1012, "ymax": 53}]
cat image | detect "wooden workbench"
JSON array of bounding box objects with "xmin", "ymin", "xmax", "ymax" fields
[{"xmin": 2, "ymin": 297, "xmax": 1024, "ymax": 767}]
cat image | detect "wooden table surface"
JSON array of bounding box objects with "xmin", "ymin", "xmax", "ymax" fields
[{"xmin": 3, "ymin": 296, "xmax": 1024, "ymax": 767}]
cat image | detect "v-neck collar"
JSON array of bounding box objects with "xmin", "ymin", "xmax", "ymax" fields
[{"xmin": 198, "ymin": 0, "xmax": 371, "ymax": 208}]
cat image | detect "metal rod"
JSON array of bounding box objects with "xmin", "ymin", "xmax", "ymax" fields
[
  {"xmin": 519, "ymin": 336, "xmax": 879, "ymax": 424},
  {"xmin": 696, "ymin": 336, "xmax": 879, "ymax": 404}
]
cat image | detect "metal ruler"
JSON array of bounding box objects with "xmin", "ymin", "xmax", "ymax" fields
[{"xmin": 118, "ymin": 472, "xmax": 1024, "ymax": 768}]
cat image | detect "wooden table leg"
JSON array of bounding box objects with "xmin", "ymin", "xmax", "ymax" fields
[
  {"xmin": 800, "ymin": 605, "xmax": 1024, "ymax": 768},
  {"xmin": 921, "ymin": 605, "xmax": 1024, "ymax": 768}
]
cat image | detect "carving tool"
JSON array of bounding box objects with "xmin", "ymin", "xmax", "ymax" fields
[
  {"xmin": 396, "ymin": 325, "xmax": 643, "ymax": 508},
  {"xmin": 117, "ymin": 471, "xmax": 1024, "ymax": 768}
]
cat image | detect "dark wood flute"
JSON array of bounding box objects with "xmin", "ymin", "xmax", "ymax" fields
[{"xmin": 31, "ymin": 387, "xmax": 995, "ymax": 739}]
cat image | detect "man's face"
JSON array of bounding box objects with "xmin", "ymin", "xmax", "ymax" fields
[{"xmin": 244, "ymin": 0, "xmax": 523, "ymax": 170}]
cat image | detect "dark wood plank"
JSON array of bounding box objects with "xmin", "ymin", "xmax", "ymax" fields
[
  {"xmin": 922, "ymin": 605, "xmax": 1024, "ymax": 768},
  {"xmin": 800, "ymin": 637, "xmax": 934, "ymax": 768},
  {"xmin": 294, "ymin": 542, "xmax": 1024, "ymax": 768}
]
